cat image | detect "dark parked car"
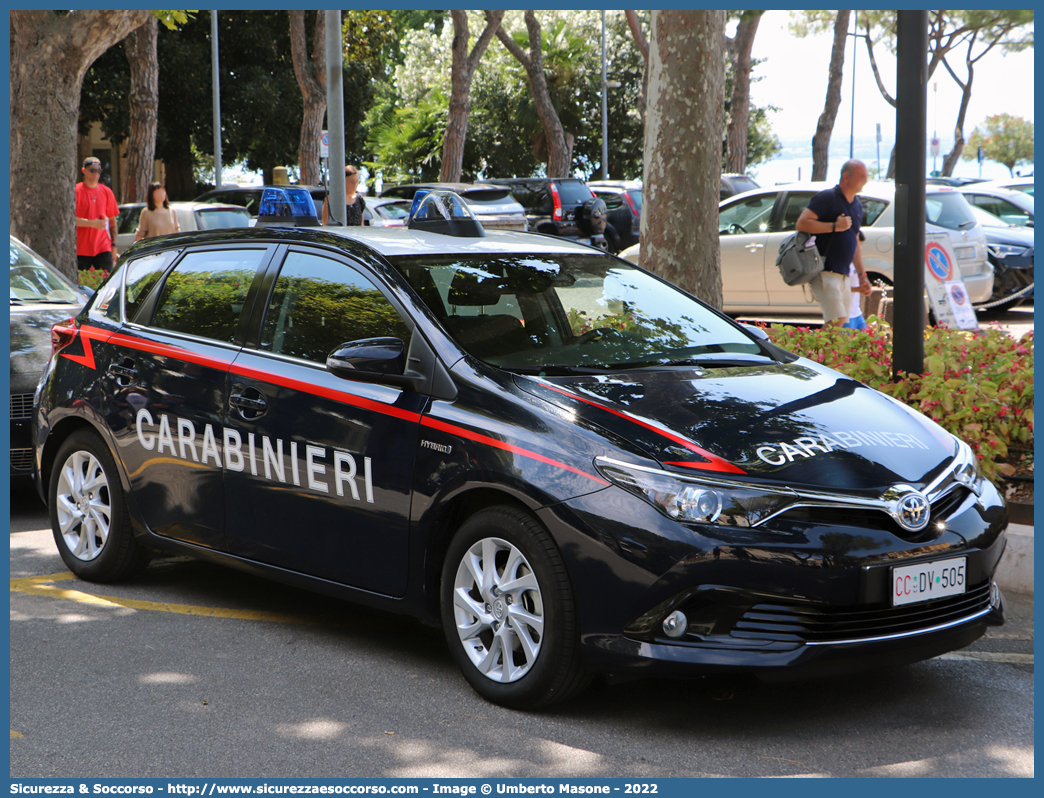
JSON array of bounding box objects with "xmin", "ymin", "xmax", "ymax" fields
[
  {"xmin": 486, "ymin": 177, "xmax": 608, "ymax": 248},
  {"xmin": 380, "ymin": 183, "xmax": 528, "ymax": 230},
  {"xmin": 720, "ymin": 173, "xmax": 760, "ymax": 200},
  {"xmin": 34, "ymin": 188, "xmax": 1007, "ymax": 709},
  {"xmin": 194, "ymin": 185, "xmax": 328, "ymax": 218},
  {"xmin": 587, "ymin": 180, "xmax": 642, "ymax": 252},
  {"xmin": 10, "ymin": 235, "xmax": 88, "ymax": 478},
  {"xmin": 966, "ymin": 204, "xmax": 1035, "ymax": 313}
]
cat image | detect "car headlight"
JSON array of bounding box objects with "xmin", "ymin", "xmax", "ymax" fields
[
  {"xmin": 987, "ymin": 243, "xmax": 1028, "ymax": 259},
  {"xmin": 595, "ymin": 457, "xmax": 799, "ymax": 527}
]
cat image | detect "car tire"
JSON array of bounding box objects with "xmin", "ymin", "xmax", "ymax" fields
[
  {"xmin": 49, "ymin": 429, "xmax": 150, "ymax": 582},
  {"xmin": 440, "ymin": 505, "xmax": 589, "ymax": 709}
]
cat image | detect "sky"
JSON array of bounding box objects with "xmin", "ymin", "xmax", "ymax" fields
[{"xmin": 740, "ymin": 11, "xmax": 1035, "ymax": 184}]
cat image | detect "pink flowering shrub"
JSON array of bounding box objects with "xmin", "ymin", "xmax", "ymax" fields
[
  {"xmin": 78, "ymin": 266, "xmax": 109, "ymax": 291},
  {"xmin": 762, "ymin": 317, "xmax": 1034, "ymax": 483}
]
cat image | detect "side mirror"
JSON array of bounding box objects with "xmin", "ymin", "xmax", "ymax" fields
[{"xmin": 326, "ymin": 337, "xmax": 422, "ymax": 390}]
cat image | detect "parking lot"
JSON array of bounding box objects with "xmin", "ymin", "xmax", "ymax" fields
[{"xmin": 10, "ymin": 488, "xmax": 1033, "ymax": 779}]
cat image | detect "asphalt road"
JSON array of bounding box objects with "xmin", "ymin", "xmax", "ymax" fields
[{"xmin": 8, "ymin": 488, "xmax": 1034, "ymax": 779}]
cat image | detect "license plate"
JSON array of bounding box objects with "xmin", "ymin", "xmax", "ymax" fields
[
  {"xmin": 955, "ymin": 245, "xmax": 976, "ymax": 260},
  {"xmin": 892, "ymin": 557, "xmax": 967, "ymax": 606}
]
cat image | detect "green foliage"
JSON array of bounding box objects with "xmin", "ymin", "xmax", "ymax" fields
[
  {"xmin": 963, "ymin": 114, "xmax": 1035, "ymax": 177},
  {"xmin": 151, "ymin": 11, "xmax": 195, "ymax": 31},
  {"xmin": 364, "ymin": 90, "xmax": 448, "ymax": 184},
  {"xmin": 761, "ymin": 320, "xmax": 1034, "ymax": 483}
]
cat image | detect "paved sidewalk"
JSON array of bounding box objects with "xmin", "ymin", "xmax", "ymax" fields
[{"xmin": 998, "ymin": 519, "xmax": 1033, "ymax": 594}]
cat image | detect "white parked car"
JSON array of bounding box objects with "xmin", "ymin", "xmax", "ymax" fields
[
  {"xmin": 620, "ymin": 181, "xmax": 994, "ymax": 314},
  {"xmin": 115, "ymin": 201, "xmax": 253, "ymax": 256}
]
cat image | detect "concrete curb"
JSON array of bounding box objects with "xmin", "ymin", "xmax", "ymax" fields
[{"xmin": 997, "ymin": 522, "xmax": 1033, "ymax": 594}]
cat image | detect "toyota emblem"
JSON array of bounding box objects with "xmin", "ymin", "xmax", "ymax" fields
[{"xmin": 895, "ymin": 492, "xmax": 931, "ymax": 531}]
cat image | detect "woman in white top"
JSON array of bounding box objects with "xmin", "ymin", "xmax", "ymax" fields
[{"xmin": 134, "ymin": 182, "xmax": 180, "ymax": 241}]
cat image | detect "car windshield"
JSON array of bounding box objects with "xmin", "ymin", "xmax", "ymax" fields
[
  {"xmin": 10, "ymin": 239, "xmax": 81, "ymax": 304},
  {"xmin": 392, "ymin": 253, "xmax": 767, "ymax": 372},
  {"xmin": 925, "ymin": 192, "xmax": 978, "ymax": 231}
]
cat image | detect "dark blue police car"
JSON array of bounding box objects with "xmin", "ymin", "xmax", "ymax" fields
[{"xmin": 33, "ymin": 189, "xmax": 1008, "ymax": 708}]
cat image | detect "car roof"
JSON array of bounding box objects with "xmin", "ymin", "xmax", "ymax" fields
[
  {"xmin": 588, "ymin": 180, "xmax": 642, "ymax": 190},
  {"xmin": 170, "ymin": 201, "xmax": 253, "ymax": 212},
  {"xmin": 132, "ymin": 224, "xmax": 600, "ymax": 261},
  {"xmin": 721, "ymin": 180, "xmax": 973, "ymax": 204}
]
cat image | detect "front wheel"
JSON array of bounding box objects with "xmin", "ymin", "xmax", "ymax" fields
[
  {"xmin": 440, "ymin": 506, "xmax": 589, "ymax": 709},
  {"xmin": 49, "ymin": 430, "xmax": 150, "ymax": 582}
]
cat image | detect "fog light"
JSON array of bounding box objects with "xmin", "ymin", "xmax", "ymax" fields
[
  {"xmin": 990, "ymin": 581, "xmax": 1001, "ymax": 608},
  {"xmin": 662, "ymin": 610, "xmax": 688, "ymax": 638}
]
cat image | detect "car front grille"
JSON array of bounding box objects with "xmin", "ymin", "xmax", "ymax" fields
[
  {"xmin": 779, "ymin": 485, "xmax": 970, "ymax": 541},
  {"xmin": 10, "ymin": 392, "xmax": 33, "ymax": 420},
  {"xmin": 730, "ymin": 581, "xmax": 993, "ymax": 646},
  {"xmin": 11, "ymin": 448, "xmax": 34, "ymax": 472}
]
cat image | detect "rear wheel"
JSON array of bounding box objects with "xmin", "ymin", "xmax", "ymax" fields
[
  {"xmin": 49, "ymin": 430, "xmax": 149, "ymax": 582},
  {"xmin": 440, "ymin": 506, "xmax": 589, "ymax": 709}
]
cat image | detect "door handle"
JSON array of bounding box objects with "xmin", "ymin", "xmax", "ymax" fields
[
  {"xmin": 229, "ymin": 384, "xmax": 268, "ymax": 418},
  {"xmin": 107, "ymin": 361, "xmax": 138, "ymax": 386},
  {"xmin": 745, "ymin": 243, "xmax": 765, "ymax": 251}
]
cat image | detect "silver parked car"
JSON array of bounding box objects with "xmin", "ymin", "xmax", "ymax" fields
[
  {"xmin": 380, "ymin": 183, "xmax": 528, "ymax": 231},
  {"xmin": 621, "ymin": 181, "xmax": 994, "ymax": 315}
]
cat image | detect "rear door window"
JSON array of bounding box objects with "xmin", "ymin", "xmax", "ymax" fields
[{"xmin": 149, "ymin": 249, "xmax": 266, "ymax": 343}]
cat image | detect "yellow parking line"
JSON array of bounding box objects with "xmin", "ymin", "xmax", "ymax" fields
[
  {"xmin": 11, "ymin": 730, "xmax": 24, "ymax": 739},
  {"xmin": 10, "ymin": 572, "xmax": 324, "ymax": 626}
]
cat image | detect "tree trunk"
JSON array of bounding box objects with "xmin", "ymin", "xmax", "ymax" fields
[
  {"xmin": 642, "ymin": 11, "xmax": 725, "ymax": 306},
  {"xmin": 441, "ymin": 11, "xmax": 504, "ymax": 182},
  {"xmin": 290, "ymin": 11, "xmax": 326, "ymax": 187},
  {"xmin": 11, "ymin": 10, "xmax": 152, "ymax": 278},
  {"xmin": 810, "ymin": 11, "xmax": 850, "ymax": 181},
  {"xmin": 122, "ymin": 17, "xmax": 159, "ymax": 204},
  {"xmin": 625, "ymin": 10, "xmax": 649, "ymax": 126},
  {"xmin": 724, "ymin": 11, "xmax": 761, "ymax": 175},
  {"xmin": 495, "ymin": 11, "xmax": 573, "ymax": 177},
  {"xmin": 940, "ymin": 50, "xmax": 976, "ymax": 176}
]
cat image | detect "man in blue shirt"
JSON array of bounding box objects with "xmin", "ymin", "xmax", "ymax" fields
[{"xmin": 796, "ymin": 160, "xmax": 871, "ymax": 327}]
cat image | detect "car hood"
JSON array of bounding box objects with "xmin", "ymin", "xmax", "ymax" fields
[
  {"xmin": 10, "ymin": 304, "xmax": 81, "ymax": 390},
  {"xmin": 515, "ymin": 359, "xmax": 957, "ymax": 492},
  {"xmin": 981, "ymin": 224, "xmax": 1035, "ymax": 247}
]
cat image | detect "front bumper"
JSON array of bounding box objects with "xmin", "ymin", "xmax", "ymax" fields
[{"xmin": 552, "ymin": 473, "xmax": 1008, "ymax": 680}]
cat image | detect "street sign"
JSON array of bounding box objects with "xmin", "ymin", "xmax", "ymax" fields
[
  {"xmin": 930, "ymin": 137, "xmax": 940, "ymax": 156},
  {"xmin": 924, "ymin": 233, "xmax": 978, "ymax": 331},
  {"xmin": 978, "ymin": 146, "xmax": 986, "ymax": 164},
  {"xmin": 320, "ymin": 130, "xmax": 329, "ymax": 159}
]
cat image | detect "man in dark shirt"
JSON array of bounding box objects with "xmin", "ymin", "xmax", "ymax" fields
[{"xmin": 796, "ymin": 159, "xmax": 871, "ymax": 327}]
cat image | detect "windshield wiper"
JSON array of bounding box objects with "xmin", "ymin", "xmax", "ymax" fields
[
  {"xmin": 509, "ymin": 364, "xmax": 622, "ymax": 376},
  {"xmin": 641, "ymin": 352, "xmax": 777, "ymax": 368},
  {"xmin": 958, "ymin": 220, "xmax": 977, "ymax": 229}
]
